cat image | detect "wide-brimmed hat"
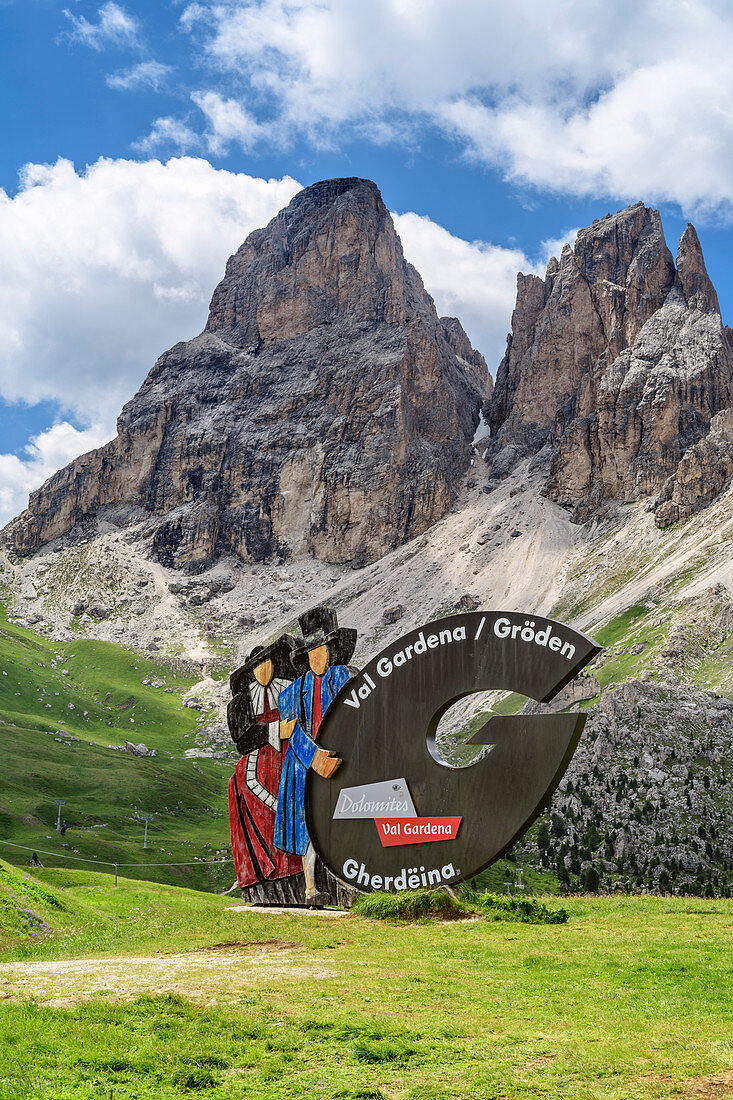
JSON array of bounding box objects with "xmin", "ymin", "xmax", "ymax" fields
[
  {"xmin": 229, "ymin": 633, "xmax": 296, "ymax": 697},
  {"xmin": 290, "ymin": 605, "xmax": 357, "ymax": 676}
]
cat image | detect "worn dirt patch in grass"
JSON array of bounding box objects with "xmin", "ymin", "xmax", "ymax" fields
[
  {"xmin": 0, "ymin": 943, "xmax": 335, "ymax": 1006},
  {"xmin": 516, "ymin": 1052, "xmax": 557, "ymax": 1071},
  {"xmin": 683, "ymin": 1070, "xmax": 733, "ymax": 1098},
  {"xmin": 187, "ymin": 938, "xmax": 300, "ymax": 953}
]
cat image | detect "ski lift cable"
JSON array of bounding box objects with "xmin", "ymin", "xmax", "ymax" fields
[{"xmin": 0, "ymin": 839, "xmax": 233, "ymax": 868}]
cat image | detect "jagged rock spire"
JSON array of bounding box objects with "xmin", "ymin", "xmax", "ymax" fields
[
  {"xmin": 486, "ymin": 202, "xmax": 733, "ymax": 524},
  {"xmin": 676, "ymin": 223, "xmax": 720, "ymax": 314}
]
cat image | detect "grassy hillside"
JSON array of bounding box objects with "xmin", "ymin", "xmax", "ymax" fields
[
  {"xmin": 0, "ymin": 864, "xmax": 731, "ymax": 1099},
  {"xmin": 0, "ymin": 602, "xmax": 234, "ymax": 892},
  {"xmin": 0, "ymin": 859, "xmax": 241, "ymax": 957}
]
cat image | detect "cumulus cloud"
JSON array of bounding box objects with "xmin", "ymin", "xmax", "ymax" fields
[
  {"xmin": 191, "ymin": 91, "xmax": 268, "ymax": 154},
  {"xmin": 393, "ymin": 212, "xmax": 538, "ymax": 368},
  {"xmin": 0, "ymin": 157, "xmax": 301, "ymax": 428},
  {"xmin": 167, "ymin": 0, "xmax": 733, "ymax": 215},
  {"xmin": 137, "ymin": 94, "xmax": 268, "ymax": 154},
  {"xmin": 62, "ymin": 2, "xmax": 140, "ymax": 50},
  {"xmin": 134, "ymin": 117, "xmax": 200, "ymax": 153},
  {"xmin": 0, "ymin": 422, "xmax": 111, "ymax": 527},
  {"xmin": 438, "ymin": 58, "xmax": 733, "ymax": 213},
  {"xmin": 107, "ymin": 60, "xmax": 172, "ymax": 91}
]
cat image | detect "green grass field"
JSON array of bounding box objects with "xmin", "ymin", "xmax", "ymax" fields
[
  {"xmin": 0, "ymin": 861, "xmax": 731, "ymax": 1099},
  {"xmin": 0, "ymin": 601, "xmax": 234, "ymax": 892}
]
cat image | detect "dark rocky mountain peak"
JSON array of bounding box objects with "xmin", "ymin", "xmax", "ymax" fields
[
  {"xmin": 487, "ymin": 202, "xmax": 733, "ymax": 524},
  {"xmin": 4, "ymin": 178, "xmax": 490, "ymax": 569},
  {"xmin": 204, "ymin": 178, "xmax": 406, "ymax": 347}
]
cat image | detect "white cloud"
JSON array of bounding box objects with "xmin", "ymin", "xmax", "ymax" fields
[
  {"xmin": 107, "ymin": 60, "xmax": 172, "ymax": 91},
  {"xmin": 0, "ymin": 155, "xmax": 542, "ymax": 523},
  {"xmin": 393, "ymin": 212, "xmax": 538, "ymax": 369},
  {"xmin": 134, "ymin": 117, "xmax": 200, "ymax": 153},
  {"xmin": 0, "ymin": 157, "xmax": 301, "ymax": 428},
  {"xmin": 0, "ymin": 422, "xmax": 111, "ymax": 527},
  {"xmin": 179, "ymin": 3, "xmax": 210, "ymax": 32},
  {"xmin": 62, "ymin": 2, "xmax": 140, "ymax": 50},
  {"xmin": 438, "ymin": 54, "xmax": 733, "ymax": 214},
  {"xmin": 191, "ymin": 91, "xmax": 267, "ymax": 154},
  {"xmin": 169, "ymin": 0, "xmax": 733, "ymax": 215}
]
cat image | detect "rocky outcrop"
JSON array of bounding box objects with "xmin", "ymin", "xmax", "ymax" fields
[
  {"xmin": 523, "ymin": 674, "xmax": 601, "ymax": 714},
  {"xmin": 123, "ymin": 741, "xmax": 157, "ymax": 758},
  {"xmin": 653, "ymin": 407, "xmax": 733, "ymax": 526},
  {"xmin": 440, "ymin": 317, "xmax": 494, "ymax": 396},
  {"xmin": 515, "ymin": 678, "xmax": 733, "ymax": 896},
  {"xmin": 4, "ymin": 178, "xmax": 489, "ymax": 569},
  {"xmin": 488, "ymin": 203, "xmax": 733, "ymax": 522}
]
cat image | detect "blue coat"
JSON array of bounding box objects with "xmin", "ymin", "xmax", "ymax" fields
[{"xmin": 274, "ymin": 665, "xmax": 351, "ymax": 855}]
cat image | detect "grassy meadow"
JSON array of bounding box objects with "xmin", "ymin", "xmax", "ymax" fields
[
  {"xmin": 0, "ymin": 601, "xmax": 234, "ymax": 891},
  {"xmin": 0, "ymin": 860, "xmax": 731, "ymax": 1099},
  {"xmin": 1, "ymin": 581, "xmax": 732, "ymax": 1098}
]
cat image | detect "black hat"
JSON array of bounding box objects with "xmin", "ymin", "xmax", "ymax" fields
[
  {"xmin": 229, "ymin": 633, "xmax": 296, "ymax": 697},
  {"xmin": 290, "ymin": 605, "xmax": 357, "ymax": 676}
]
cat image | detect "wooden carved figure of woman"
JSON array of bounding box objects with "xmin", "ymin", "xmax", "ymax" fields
[{"xmin": 227, "ymin": 635, "xmax": 303, "ymax": 893}]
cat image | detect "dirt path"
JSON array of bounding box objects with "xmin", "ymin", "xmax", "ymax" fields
[{"xmin": 0, "ymin": 941, "xmax": 336, "ymax": 1007}]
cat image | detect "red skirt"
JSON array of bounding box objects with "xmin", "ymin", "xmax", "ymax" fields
[{"xmin": 228, "ymin": 746, "xmax": 302, "ymax": 888}]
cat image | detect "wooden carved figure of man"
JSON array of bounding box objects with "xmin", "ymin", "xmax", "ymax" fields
[
  {"xmin": 227, "ymin": 635, "xmax": 303, "ymax": 891},
  {"xmin": 275, "ymin": 606, "xmax": 357, "ymax": 906}
]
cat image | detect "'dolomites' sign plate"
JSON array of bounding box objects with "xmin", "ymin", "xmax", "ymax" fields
[{"xmin": 307, "ymin": 611, "xmax": 600, "ymax": 892}]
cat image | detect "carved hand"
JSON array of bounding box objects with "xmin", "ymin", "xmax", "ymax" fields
[
  {"xmin": 312, "ymin": 747, "xmax": 341, "ymax": 778},
  {"xmin": 280, "ymin": 718, "xmax": 296, "ymax": 740}
]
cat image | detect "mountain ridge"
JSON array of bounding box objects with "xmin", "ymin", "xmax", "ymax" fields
[
  {"xmin": 487, "ymin": 201, "xmax": 733, "ymax": 526},
  {"xmin": 4, "ymin": 177, "xmax": 489, "ymax": 570}
]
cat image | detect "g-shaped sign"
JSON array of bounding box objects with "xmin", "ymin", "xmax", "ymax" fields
[{"xmin": 307, "ymin": 611, "xmax": 600, "ymax": 892}]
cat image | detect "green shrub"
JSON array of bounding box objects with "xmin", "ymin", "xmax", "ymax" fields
[
  {"xmin": 467, "ymin": 890, "xmax": 568, "ymax": 924},
  {"xmin": 351, "ymin": 888, "xmax": 466, "ymax": 922},
  {"xmin": 351, "ymin": 886, "xmax": 568, "ymax": 924}
]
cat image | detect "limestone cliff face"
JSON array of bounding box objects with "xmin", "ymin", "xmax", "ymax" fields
[
  {"xmin": 487, "ymin": 204, "xmax": 733, "ymax": 524},
  {"xmin": 440, "ymin": 316, "xmax": 494, "ymax": 398},
  {"xmin": 653, "ymin": 408, "xmax": 733, "ymax": 526},
  {"xmin": 5, "ymin": 178, "xmax": 489, "ymax": 568}
]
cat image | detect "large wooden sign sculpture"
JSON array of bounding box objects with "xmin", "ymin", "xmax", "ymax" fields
[
  {"xmin": 309, "ymin": 612, "xmax": 599, "ymax": 892},
  {"xmin": 228, "ymin": 607, "xmax": 599, "ymax": 905}
]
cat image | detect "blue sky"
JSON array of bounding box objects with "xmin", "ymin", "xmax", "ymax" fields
[{"xmin": 2, "ymin": 0, "xmax": 733, "ymax": 523}]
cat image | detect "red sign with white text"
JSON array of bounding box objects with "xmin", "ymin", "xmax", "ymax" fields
[{"xmin": 375, "ymin": 816, "xmax": 462, "ymax": 847}]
